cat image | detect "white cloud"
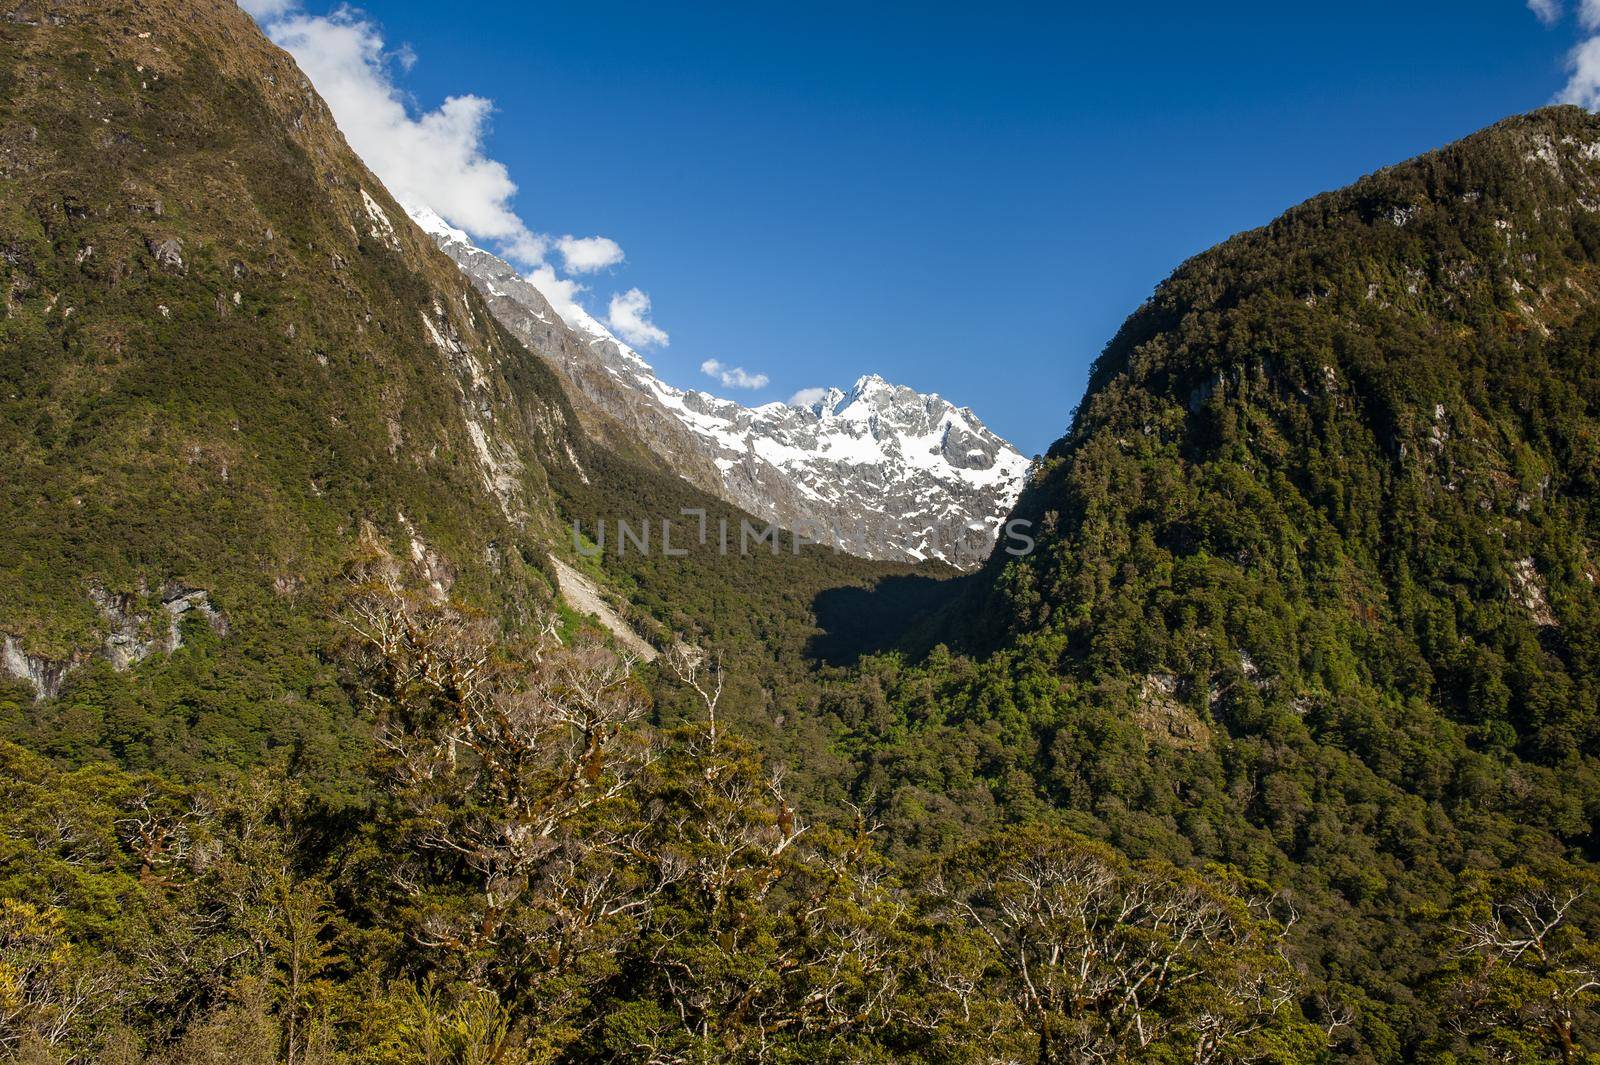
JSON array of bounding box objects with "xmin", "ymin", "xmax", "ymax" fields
[
  {"xmin": 701, "ymin": 359, "xmax": 769, "ymax": 390},
  {"xmin": 527, "ymin": 266, "xmax": 590, "ymax": 324},
  {"xmin": 239, "ymin": 0, "xmax": 299, "ymax": 17},
  {"xmin": 609, "ymin": 289, "xmax": 670, "ymax": 348},
  {"xmin": 1529, "ymin": 0, "xmax": 1563, "ymax": 25},
  {"xmin": 248, "ymin": 4, "xmax": 670, "ymax": 347},
  {"xmin": 558, "ymin": 235, "xmax": 625, "ymax": 273},
  {"xmin": 789, "ymin": 387, "xmax": 828, "ymax": 407},
  {"xmin": 1561, "ymin": 34, "xmax": 1600, "ymax": 107},
  {"xmin": 263, "ymin": 9, "xmax": 545, "ymax": 262},
  {"xmin": 250, "ymin": 3, "xmax": 630, "ymax": 281}
]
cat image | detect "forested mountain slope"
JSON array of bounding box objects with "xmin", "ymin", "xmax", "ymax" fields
[
  {"xmin": 991, "ymin": 105, "xmax": 1600, "ymax": 706},
  {"xmin": 0, "ymin": 0, "xmax": 616, "ymax": 777},
  {"xmin": 819, "ymin": 107, "xmax": 1600, "ymax": 1058},
  {"xmin": 979, "ymin": 106, "xmax": 1600, "ymax": 783}
]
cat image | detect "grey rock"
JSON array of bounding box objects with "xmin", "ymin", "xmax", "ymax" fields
[
  {"xmin": 147, "ymin": 236, "xmax": 184, "ymax": 271},
  {"xmin": 1, "ymin": 582, "xmax": 229, "ymax": 700},
  {"xmin": 90, "ymin": 582, "xmax": 158, "ymax": 670},
  {"xmin": 1, "ymin": 635, "xmax": 79, "ymax": 701}
]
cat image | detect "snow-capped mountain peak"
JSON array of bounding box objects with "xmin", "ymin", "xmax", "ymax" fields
[
  {"xmin": 402, "ymin": 200, "xmax": 472, "ymax": 246},
  {"xmin": 408, "ymin": 206, "xmax": 1032, "ymax": 567},
  {"xmin": 808, "ymin": 387, "xmax": 849, "ymax": 417}
]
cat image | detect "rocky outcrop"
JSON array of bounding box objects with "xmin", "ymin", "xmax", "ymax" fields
[
  {"xmin": 397, "ymin": 513, "xmax": 456, "ymax": 602},
  {"xmin": 1509, "ymin": 557, "xmax": 1559, "ymax": 628},
  {"xmin": 90, "ymin": 583, "xmax": 158, "ymax": 671},
  {"xmin": 1134, "ymin": 672, "xmax": 1212, "ymax": 750},
  {"xmin": 161, "ymin": 585, "xmax": 229, "ymax": 644},
  {"xmin": 1, "ymin": 635, "xmax": 82, "ymax": 700},
  {"xmin": 146, "ymin": 236, "xmax": 184, "ymax": 271},
  {"xmin": 1, "ymin": 581, "xmax": 228, "ymax": 700}
]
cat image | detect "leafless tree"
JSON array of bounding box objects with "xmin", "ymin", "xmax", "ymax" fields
[
  {"xmin": 1446, "ymin": 882, "xmax": 1600, "ymax": 1060},
  {"xmin": 0, "ymin": 899, "xmax": 124, "ymax": 1059},
  {"xmin": 936, "ymin": 836, "xmax": 1302, "ymax": 1064},
  {"xmin": 666, "ymin": 642, "xmax": 723, "ymax": 750},
  {"xmin": 342, "ymin": 582, "xmax": 661, "ymax": 1015}
]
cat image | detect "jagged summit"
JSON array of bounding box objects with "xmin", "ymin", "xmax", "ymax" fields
[{"xmin": 410, "ymin": 211, "xmax": 1031, "ymax": 567}]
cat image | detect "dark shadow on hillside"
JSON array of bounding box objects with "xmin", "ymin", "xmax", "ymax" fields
[{"xmin": 806, "ymin": 571, "xmax": 978, "ymax": 666}]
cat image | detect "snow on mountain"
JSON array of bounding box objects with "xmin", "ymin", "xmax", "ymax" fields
[{"xmin": 408, "ymin": 208, "xmax": 1032, "ymax": 568}]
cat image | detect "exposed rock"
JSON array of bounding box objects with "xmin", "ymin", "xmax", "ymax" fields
[
  {"xmin": 1187, "ymin": 375, "xmax": 1219, "ymax": 414},
  {"xmin": 359, "ymin": 187, "xmax": 401, "ymax": 252},
  {"xmin": 147, "ymin": 236, "xmax": 184, "ymax": 271},
  {"xmin": 91, "ymin": 580, "xmax": 228, "ymax": 668},
  {"xmin": 1, "ymin": 582, "xmax": 228, "ymax": 700},
  {"xmin": 1, "ymin": 635, "xmax": 80, "ymax": 701},
  {"xmin": 1509, "ymin": 557, "xmax": 1559, "ymax": 627},
  {"xmin": 1135, "ymin": 673, "xmax": 1212, "ymax": 750},
  {"xmin": 2, "ymin": 4, "xmax": 64, "ymax": 27},
  {"xmin": 397, "ymin": 513, "xmax": 455, "ymax": 602},
  {"xmin": 549, "ymin": 557, "xmax": 658, "ymax": 661},
  {"xmin": 90, "ymin": 582, "xmax": 158, "ymax": 669},
  {"xmin": 162, "ymin": 585, "xmax": 229, "ymax": 644}
]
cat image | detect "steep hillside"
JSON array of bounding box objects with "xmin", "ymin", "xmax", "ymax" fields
[
  {"xmin": 405, "ymin": 205, "xmax": 730, "ymax": 488},
  {"xmin": 414, "ymin": 211, "xmax": 1031, "ymax": 567},
  {"xmin": 0, "ymin": 0, "xmax": 605, "ymax": 774},
  {"xmin": 990, "ymin": 106, "xmax": 1600, "ymax": 759},
  {"xmin": 821, "ymin": 107, "xmax": 1600, "ymax": 1059}
]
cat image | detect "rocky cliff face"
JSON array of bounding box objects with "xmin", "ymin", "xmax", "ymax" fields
[
  {"xmin": 2, "ymin": 582, "xmax": 228, "ymax": 700},
  {"xmin": 411, "ymin": 208, "xmax": 1031, "ymax": 568}
]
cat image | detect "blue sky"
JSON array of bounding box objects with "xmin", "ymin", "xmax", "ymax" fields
[{"xmin": 245, "ymin": 1, "xmax": 1600, "ymax": 455}]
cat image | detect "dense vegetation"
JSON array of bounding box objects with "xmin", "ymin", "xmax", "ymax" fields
[
  {"xmin": 1, "ymin": 578, "xmax": 1346, "ymax": 1064},
  {"xmin": 798, "ymin": 109, "xmax": 1600, "ymax": 1060},
  {"xmin": 6, "ymin": 2, "xmax": 1600, "ymax": 1062},
  {"xmin": 0, "ymin": 0, "xmax": 588, "ymax": 786}
]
